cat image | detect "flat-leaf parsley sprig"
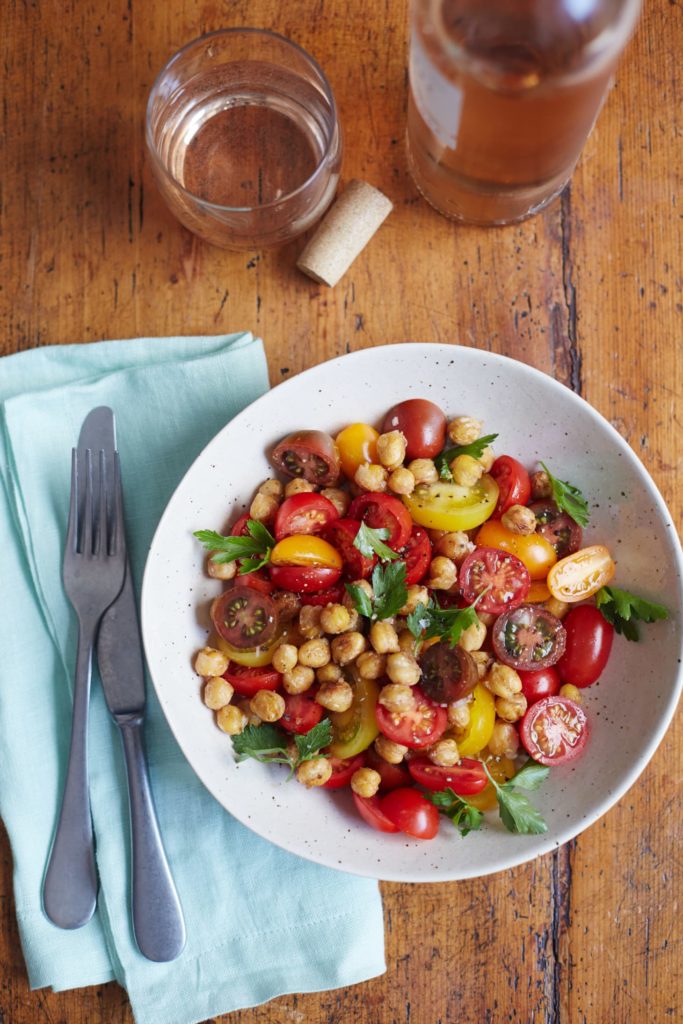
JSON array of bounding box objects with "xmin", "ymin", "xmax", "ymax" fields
[
  {"xmin": 346, "ymin": 560, "xmax": 408, "ymax": 622},
  {"xmin": 406, "ymin": 588, "xmax": 490, "ymax": 648},
  {"xmin": 353, "ymin": 522, "xmax": 398, "ymax": 562},
  {"xmin": 539, "ymin": 462, "xmax": 590, "ymax": 527},
  {"xmin": 596, "ymin": 585, "xmax": 668, "ymax": 642},
  {"xmin": 194, "ymin": 519, "xmax": 275, "ymax": 575},
  {"xmin": 231, "ymin": 719, "xmax": 332, "ymax": 778},
  {"xmin": 435, "ymin": 433, "xmax": 499, "ymax": 482},
  {"xmin": 424, "ymin": 788, "xmax": 484, "ymax": 838},
  {"xmin": 483, "ymin": 759, "xmax": 550, "ymax": 835}
]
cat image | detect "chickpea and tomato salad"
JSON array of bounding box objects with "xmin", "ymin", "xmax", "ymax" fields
[{"xmin": 193, "ymin": 398, "xmax": 668, "ymax": 842}]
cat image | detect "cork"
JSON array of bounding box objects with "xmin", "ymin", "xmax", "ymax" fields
[{"xmin": 296, "ymin": 179, "xmax": 393, "ymax": 287}]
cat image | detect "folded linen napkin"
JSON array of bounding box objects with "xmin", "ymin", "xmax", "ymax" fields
[{"xmin": 0, "ymin": 333, "xmax": 385, "ymax": 1024}]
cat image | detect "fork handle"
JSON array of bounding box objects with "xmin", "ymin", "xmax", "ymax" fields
[
  {"xmin": 117, "ymin": 714, "xmax": 186, "ymax": 962},
  {"xmin": 43, "ymin": 622, "xmax": 98, "ymax": 929}
]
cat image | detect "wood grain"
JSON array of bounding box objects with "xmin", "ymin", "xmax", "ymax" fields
[{"xmin": 1, "ymin": 1, "xmax": 681, "ymax": 1022}]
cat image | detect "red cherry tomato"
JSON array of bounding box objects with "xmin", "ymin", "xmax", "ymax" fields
[
  {"xmin": 375, "ymin": 686, "xmax": 448, "ymax": 749},
  {"xmin": 274, "ymin": 493, "xmax": 339, "ymax": 541},
  {"xmin": 321, "ymin": 518, "xmax": 375, "ymax": 579},
  {"xmin": 211, "ymin": 586, "xmax": 279, "ymax": 648},
  {"xmin": 459, "ymin": 546, "xmax": 531, "ymax": 615},
  {"xmin": 299, "ymin": 582, "xmax": 346, "ymax": 606},
  {"xmin": 322, "ymin": 754, "xmax": 365, "ymax": 789},
  {"xmin": 269, "ymin": 564, "xmax": 342, "ymax": 594},
  {"xmin": 222, "ymin": 663, "xmax": 281, "ymax": 698},
  {"xmin": 520, "ymin": 696, "xmax": 589, "ymax": 766},
  {"xmin": 382, "ymin": 399, "xmax": 447, "ymax": 460},
  {"xmin": 364, "ymin": 746, "xmax": 412, "ymax": 791},
  {"xmin": 492, "ymin": 604, "xmax": 567, "ymax": 670},
  {"xmin": 530, "ymin": 500, "xmax": 583, "ymax": 558},
  {"xmin": 379, "ymin": 788, "xmax": 440, "ymax": 839},
  {"xmin": 407, "ymin": 756, "xmax": 488, "ymax": 795},
  {"xmin": 348, "ymin": 493, "xmax": 413, "ymax": 550},
  {"xmin": 399, "ymin": 526, "xmax": 432, "ymax": 585},
  {"xmin": 240, "ymin": 570, "xmax": 275, "ymax": 594},
  {"xmin": 490, "ymin": 455, "xmax": 531, "ymax": 518},
  {"xmin": 556, "ymin": 605, "xmax": 614, "ymax": 688},
  {"xmin": 353, "ymin": 791, "xmax": 400, "ymax": 833},
  {"xmin": 230, "ymin": 513, "xmax": 251, "ymax": 537},
  {"xmin": 270, "ymin": 430, "xmax": 341, "ymax": 485},
  {"xmin": 280, "ymin": 692, "xmax": 324, "ymax": 734},
  {"xmin": 518, "ymin": 667, "xmax": 561, "ymax": 705}
]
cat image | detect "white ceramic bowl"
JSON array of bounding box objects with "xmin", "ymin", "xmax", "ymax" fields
[{"xmin": 141, "ymin": 344, "xmax": 683, "ymax": 882}]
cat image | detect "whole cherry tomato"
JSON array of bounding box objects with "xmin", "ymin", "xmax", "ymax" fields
[
  {"xmin": 382, "ymin": 399, "xmax": 447, "ymax": 460},
  {"xmin": 556, "ymin": 604, "xmax": 614, "ymax": 687},
  {"xmin": 518, "ymin": 667, "xmax": 561, "ymax": 705},
  {"xmin": 335, "ymin": 423, "xmax": 379, "ymax": 479},
  {"xmin": 380, "ymin": 788, "xmax": 440, "ymax": 839}
]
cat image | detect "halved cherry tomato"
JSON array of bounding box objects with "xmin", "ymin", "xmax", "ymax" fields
[
  {"xmin": 383, "ymin": 399, "xmax": 446, "ymax": 460},
  {"xmin": 215, "ymin": 623, "xmax": 290, "ymax": 667},
  {"xmin": 455, "ymin": 683, "xmax": 495, "ymax": 757},
  {"xmin": 328, "ymin": 677, "xmax": 380, "ymax": 757},
  {"xmin": 375, "ymin": 686, "xmax": 448, "ymax": 749},
  {"xmin": 211, "ymin": 586, "xmax": 278, "ymax": 649},
  {"xmin": 547, "ymin": 545, "xmax": 616, "ymax": 603},
  {"xmin": 280, "ymin": 692, "xmax": 324, "ymax": 734},
  {"xmin": 222, "ymin": 663, "xmax": 281, "ymax": 698},
  {"xmin": 556, "ymin": 605, "xmax": 614, "ymax": 687},
  {"xmin": 322, "ymin": 518, "xmax": 375, "ymax": 579},
  {"xmin": 408, "ymin": 756, "xmax": 487, "ymax": 794},
  {"xmin": 476, "ymin": 519, "xmax": 557, "ymax": 581},
  {"xmin": 518, "ymin": 666, "xmax": 561, "ymax": 705},
  {"xmin": 352, "ymin": 791, "xmax": 399, "ymax": 833},
  {"xmin": 419, "ymin": 643, "xmax": 478, "ymax": 704},
  {"xmin": 467, "ymin": 755, "xmax": 516, "ymax": 810},
  {"xmin": 348, "ymin": 493, "xmax": 413, "ymax": 550},
  {"xmin": 530, "ymin": 500, "xmax": 583, "ymax": 558},
  {"xmin": 459, "ymin": 547, "xmax": 530, "ymax": 615},
  {"xmin": 271, "ymin": 430, "xmax": 341, "ymax": 485},
  {"xmin": 335, "ymin": 423, "xmax": 379, "ymax": 479},
  {"xmin": 270, "ymin": 534, "xmax": 343, "ymax": 570},
  {"xmin": 322, "ymin": 754, "xmax": 365, "ymax": 789},
  {"xmin": 490, "ymin": 455, "xmax": 531, "ymax": 518},
  {"xmin": 364, "ymin": 746, "xmax": 412, "ymax": 791},
  {"xmin": 269, "ymin": 564, "xmax": 342, "ymax": 594},
  {"xmin": 520, "ymin": 695, "xmax": 589, "ymax": 765},
  {"xmin": 492, "ymin": 604, "xmax": 566, "ymax": 670},
  {"xmin": 300, "ymin": 582, "xmax": 346, "ymax": 606},
  {"xmin": 230, "ymin": 513, "xmax": 251, "ymax": 536},
  {"xmin": 379, "ymin": 788, "xmax": 440, "ymax": 839},
  {"xmin": 274, "ymin": 493, "xmax": 339, "ymax": 540},
  {"xmin": 399, "ymin": 526, "xmax": 432, "ymax": 585},
  {"xmin": 403, "ymin": 476, "xmax": 499, "ymax": 532},
  {"xmin": 240, "ymin": 569, "xmax": 275, "ymax": 594}
]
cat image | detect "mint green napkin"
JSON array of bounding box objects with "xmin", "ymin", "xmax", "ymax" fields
[{"xmin": 0, "ymin": 333, "xmax": 385, "ymax": 1024}]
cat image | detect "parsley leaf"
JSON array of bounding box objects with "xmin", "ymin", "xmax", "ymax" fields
[
  {"xmin": 434, "ymin": 433, "xmax": 499, "ymax": 482},
  {"xmin": 482, "ymin": 760, "xmax": 549, "ymax": 835},
  {"xmin": 595, "ymin": 585, "xmax": 668, "ymax": 642},
  {"xmin": 353, "ymin": 522, "xmax": 398, "ymax": 562},
  {"xmin": 539, "ymin": 462, "xmax": 590, "ymax": 527},
  {"xmin": 345, "ymin": 560, "xmax": 408, "ymax": 621},
  {"xmin": 293, "ymin": 719, "xmax": 333, "ymax": 762},
  {"xmin": 407, "ymin": 589, "xmax": 489, "ymax": 648},
  {"xmin": 231, "ymin": 719, "xmax": 332, "ymax": 776},
  {"xmin": 425, "ymin": 787, "xmax": 484, "ymax": 838},
  {"xmin": 194, "ymin": 520, "xmax": 275, "ymax": 574}
]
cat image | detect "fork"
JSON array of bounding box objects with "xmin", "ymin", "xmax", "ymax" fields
[{"xmin": 43, "ymin": 447, "xmax": 126, "ymax": 929}]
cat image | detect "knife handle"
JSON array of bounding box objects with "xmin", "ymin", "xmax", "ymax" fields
[{"xmin": 117, "ymin": 714, "xmax": 186, "ymax": 962}]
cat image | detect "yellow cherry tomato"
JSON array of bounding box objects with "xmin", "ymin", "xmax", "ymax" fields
[
  {"xmin": 270, "ymin": 534, "xmax": 343, "ymax": 570},
  {"xmin": 527, "ymin": 580, "xmax": 551, "ymax": 603},
  {"xmin": 456, "ymin": 683, "xmax": 496, "ymax": 757},
  {"xmin": 215, "ymin": 624, "xmax": 290, "ymax": 667},
  {"xmin": 335, "ymin": 423, "xmax": 379, "ymax": 479},
  {"xmin": 547, "ymin": 544, "xmax": 616, "ymax": 603},
  {"xmin": 403, "ymin": 476, "xmax": 499, "ymax": 532},
  {"xmin": 468, "ymin": 755, "xmax": 516, "ymax": 811},
  {"xmin": 476, "ymin": 519, "xmax": 557, "ymax": 580},
  {"xmin": 328, "ymin": 677, "xmax": 380, "ymax": 757}
]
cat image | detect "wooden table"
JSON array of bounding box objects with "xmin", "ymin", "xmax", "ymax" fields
[{"xmin": 2, "ymin": 1, "xmax": 681, "ymax": 1021}]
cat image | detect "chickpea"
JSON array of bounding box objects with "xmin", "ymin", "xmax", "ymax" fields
[
  {"xmin": 378, "ymin": 683, "xmax": 415, "ymax": 714},
  {"xmin": 488, "ymin": 721, "xmax": 520, "ymax": 758},
  {"xmin": 207, "ymin": 556, "xmax": 237, "ymax": 581},
  {"xmin": 447, "ymin": 700, "xmax": 471, "ymax": 732},
  {"xmin": 249, "ymin": 492, "xmax": 278, "ymax": 523},
  {"xmin": 544, "ymin": 597, "xmax": 570, "ymax": 620},
  {"xmin": 407, "ymin": 458, "xmax": 438, "ymax": 485},
  {"xmin": 478, "ymin": 611, "xmax": 496, "ymax": 628},
  {"xmin": 316, "ymin": 679, "xmax": 354, "ymax": 712},
  {"xmin": 374, "ymin": 735, "xmax": 408, "ymax": 764},
  {"xmin": 386, "ymin": 652, "xmax": 421, "ymax": 686},
  {"xmin": 369, "ymin": 620, "xmax": 400, "ymax": 654},
  {"xmin": 249, "ymin": 689, "xmax": 285, "ymax": 722},
  {"xmin": 320, "ymin": 487, "xmax": 350, "ymax": 516},
  {"xmin": 495, "ymin": 693, "xmax": 528, "ymax": 723},
  {"xmin": 272, "ymin": 643, "xmax": 298, "ymax": 674},
  {"xmin": 399, "ymin": 585, "xmax": 430, "ymax": 616},
  {"xmin": 450, "ymin": 454, "xmax": 484, "ymax": 488},
  {"xmin": 397, "ymin": 629, "xmax": 418, "ymax": 654},
  {"xmin": 298, "ymin": 604, "xmax": 323, "ymax": 638},
  {"xmin": 434, "ymin": 531, "xmax": 473, "ymax": 563},
  {"xmin": 234, "ymin": 697, "xmax": 262, "ymax": 727},
  {"xmin": 284, "ymin": 477, "xmax": 316, "ymax": 497},
  {"xmin": 350, "ymin": 767, "xmax": 381, "ymax": 798},
  {"xmin": 458, "ymin": 619, "xmax": 487, "ymax": 652},
  {"xmin": 376, "ymin": 430, "xmax": 408, "ymax": 470},
  {"xmin": 298, "ymin": 637, "xmax": 331, "ymax": 668},
  {"xmin": 388, "ymin": 467, "xmax": 415, "ymax": 495},
  {"xmin": 501, "ymin": 504, "xmax": 537, "ymax": 535},
  {"xmin": 354, "ymin": 463, "xmax": 387, "ymax": 492},
  {"xmin": 272, "ymin": 590, "xmax": 301, "ymax": 622},
  {"xmin": 428, "ymin": 738, "xmax": 460, "ymax": 767},
  {"xmin": 282, "ymin": 665, "xmax": 315, "ymax": 694},
  {"xmin": 356, "ymin": 650, "xmax": 386, "ymax": 679},
  {"xmin": 320, "ymin": 602, "xmax": 351, "ymax": 634},
  {"xmin": 316, "ymin": 662, "xmax": 343, "ymax": 684},
  {"xmin": 559, "ymin": 683, "xmax": 583, "ymax": 703},
  {"xmin": 485, "ymin": 662, "xmax": 523, "ymax": 699},
  {"xmin": 258, "ymin": 478, "xmax": 283, "ymax": 500},
  {"xmin": 477, "ymin": 446, "xmax": 495, "ymax": 472},
  {"xmin": 447, "ymin": 416, "xmax": 482, "ymax": 446},
  {"xmin": 216, "ymin": 704, "xmax": 247, "ymax": 735},
  {"xmin": 470, "ymin": 650, "xmax": 493, "ymax": 680},
  {"xmin": 296, "ymin": 757, "xmax": 333, "ymax": 788},
  {"xmin": 530, "ymin": 470, "xmax": 552, "ymax": 500},
  {"xmin": 428, "ymin": 555, "xmax": 457, "ymax": 590},
  {"xmin": 203, "ymin": 676, "xmax": 234, "ymax": 710},
  {"xmin": 331, "ymin": 631, "xmax": 367, "ymax": 665},
  {"xmin": 194, "ymin": 646, "xmax": 229, "ymax": 678}
]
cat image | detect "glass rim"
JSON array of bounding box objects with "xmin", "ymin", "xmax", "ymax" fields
[{"xmin": 145, "ymin": 27, "xmax": 340, "ymax": 214}]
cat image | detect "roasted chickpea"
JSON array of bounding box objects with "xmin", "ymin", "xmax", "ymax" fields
[
  {"xmin": 282, "ymin": 665, "xmax": 315, "ymax": 694},
  {"xmin": 316, "ymin": 662, "xmax": 343, "ymax": 684},
  {"xmin": 447, "ymin": 416, "xmax": 482, "ymax": 446},
  {"xmin": 477, "ymin": 446, "xmax": 495, "ymax": 472},
  {"xmin": 350, "ymin": 768, "xmax": 381, "ymax": 798},
  {"xmin": 485, "ymin": 662, "xmax": 523, "ymax": 699},
  {"xmin": 320, "ymin": 603, "xmax": 351, "ymax": 634},
  {"xmin": 501, "ymin": 504, "xmax": 537, "ymax": 535},
  {"xmin": 194, "ymin": 646, "xmax": 229, "ymax": 678},
  {"xmin": 488, "ymin": 721, "xmax": 520, "ymax": 758},
  {"xmin": 284, "ymin": 477, "xmax": 316, "ymax": 497},
  {"xmin": 374, "ymin": 735, "xmax": 408, "ymax": 764},
  {"xmin": 354, "ymin": 463, "xmax": 388, "ymax": 492},
  {"xmin": 272, "ymin": 643, "xmax": 298, "ymax": 674},
  {"xmin": 450, "ymin": 454, "xmax": 484, "ymax": 488},
  {"xmin": 272, "ymin": 590, "xmax": 301, "ymax": 623},
  {"xmin": 258, "ymin": 478, "xmax": 284, "ymax": 500},
  {"xmin": 216, "ymin": 704, "xmax": 247, "ymax": 735},
  {"xmin": 386, "ymin": 652, "xmax": 421, "ymax": 686},
  {"xmin": 355, "ymin": 650, "xmax": 386, "ymax": 679},
  {"xmin": 407, "ymin": 458, "xmax": 438, "ymax": 485},
  {"xmin": 203, "ymin": 676, "xmax": 234, "ymax": 710},
  {"xmin": 447, "ymin": 700, "xmax": 471, "ymax": 732},
  {"xmin": 320, "ymin": 487, "xmax": 350, "ymax": 516},
  {"xmin": 369, "ymin": 620, "xmax": 400, "ymax": 654},
  {"xmin": 331, "ymin": 631, "xmax": 367, "ymax": 665},
  {"xmin": 434, "ymin": 531, "xmax": 473, "ymax": 563},
  {"xmin": 399, "ymin": 585, "xmax": 430, "ymax": 616},
  {"xmin": 249, "ymin": 492, "xmax": 278, "ymax": 523},
  {"xmin": 249, "ymin": 689, "xmax": 286, "ymax": 722},
  {"xmin": 376, "ymin": 430, "xmax": 408, "ymax": 470},
  {"xmin": 559, "ymin": 683, "xmax": 583, "ymax": 703},
  {"xmin": 298, "ymin": 604, "xmax": 324, "ymax": 638},
  {"xmin": 428, "ymin": 555, "xmax": 457, "ymax": 590},
  {"xmin": 207, "ymin": 556, "xmax": 237, "ymax": 581},
  {"xmin": 544, "ymin": 597, "xmax": 570, "ymax": 620},
  {"xmin": 470, "ymin": 650, "xmax": 493, "ymax": 680},
  {"xmin": 298, "ymin": 637, "xmax": 331, "ymax": 668},
  {"xmin": 296, "ymin": 757, "xmax": 333, "ymax": 788},
  {"xmin": 458, "ymin": 620, "xmax": 487, "ymax": 652},
  {"xmin": 428, "ymin": 738, "xmax": 460, "ymax": 767},
  {"xmin": 530, "ymin": 470, "xmax": 552, "ymax": 500},
  {"xmin": 495, "ymin": 693, "xmax": 528, "ymax": 723},
  {"xmin": 378, "ymin": 683, "xmax": 415, "ymax": 714},
  {"xmin": 388, "ymin": 467, "xmax": 415, "ymax": 495},
  {"xmin": 316, "ymin": 679, "xmax": 354, "ymax": 712},
  {"xmin": 397, "ymin": 628, "xmax": 418, "ymax": 654}
]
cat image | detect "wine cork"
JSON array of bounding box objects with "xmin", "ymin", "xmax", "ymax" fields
[{"xmin": 297, "ymin": 180, "xmax": 393, "ymax": 287}]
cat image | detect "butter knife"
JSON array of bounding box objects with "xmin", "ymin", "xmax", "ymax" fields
[{"xmin": 82, "ymin": 407, "xmax": 186, "ymax": 962}]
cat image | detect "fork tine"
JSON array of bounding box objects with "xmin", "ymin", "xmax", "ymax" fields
[
  {"xmin": 97, "ymin": 449, "xmax": 107, "ymax": 556},
  {"xmin": 112, "ymin": 450, "xmax": 124, "ymax": 557},
  {"xmin": 82, "ymin": 448, "xmax": 93, "ymax": 555},
  {"xmin": 65, "ymin": 448, "xmax": 78, "ymax": 554}
]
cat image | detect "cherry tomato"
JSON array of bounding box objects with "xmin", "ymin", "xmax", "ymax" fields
[
  {"xmin": 322, "ymin": 754, "xmax": 365, "ymax": 789},
  {"xmin": 518, "ymin": 667, "xmax": 561, "ymax": 705},
  {"xmin": 399, "ymin": 526, "xmax": 432, "ymax": 585},
  {"xmin": 455, "ymin": 683, "xmax": 495, "ymax": 757},
  {"xmin": 328, "ymin": 677, "xmax": 380, "ymax": 758},
  {"xmin": 467, "ymin": 756, "xmax": 516, "ymax": 811},
  {"xmin": 407, "ymin": 756, "xmax": 488, "ymax": 795},
  {"xmin": 335, "ymin": 423, "xmax": 379, "ymax": 479},
  {"xmin": 403, "ymin": 476, "xmax": 499, "ymax": 532},
  {"xmin": 321, "ymin": 518, "xmax": 375, "ymax": 579},
  {"xmin": 269, "ymin": 564, "xmax": 342, "ymax": 594},
  {"xmin": 375, "ymin": 686, "xmax": 448, "ymax": 750},
  {"xmin": 270, "ymin": 534, "xmax": 343, "ymax": 570},
  {"xmin": 300, "ymin": 582, "xmax": 346, "ymax": 606},
  {"xmin": 527, "ymin": 580, "xmax": 551, "ymax": 603},
  {"xmin": 240, "ymin": 570, "xmax": 275, "ymax": 594},
  {"xmin": 352, "ymin": 792, "xmax": 399, "ymax": 833},
  {"xmin": 492, "ymin": 604, "xmax": 566, "ymax": 670},
  {"xmin": 547, "ymin": 545, "xmax": 616, "ymax": 603},
  {"xmin": 379, "ymin": 788, "xmax": 440, "ymax": 839},
  {"xmin": 211, "ymin": 586, "xmax": 278, "ymax": 649},
  {"xmin": 230, "ymin": 513, "xmax": 251, "ymax": 536},
  {"xmin": 556, "ymin": 605, "xmax": 614, "ymax": 688},
  {"xmin": 476, "ymin": 519, "xmax": 557, "ymax": 581},
  {"xmin": 348, "ymin": 493, "xmax": 413, "ymax": 550},
  {"xmin": 530, "ymin": 500, "xmax": 583, "ymax": 558},
  {"xmin": 274, "ymin": 493, "xmax": 339, "ymax": 540},
  {"xmin": 280, "ymin": 692, "xmax": 324, "ymax": 734},
  {"xmin": 520, "ymin": 695, "xmax": 589, "ymax": 766},
  {"xmin": 459, "ymin": 546, "xmax": 530, "ymax": 615},
  {"xmin": 271, "ymin": 430, "xmax": 341, "ymax": 485},
  {"xmin": 215, "ymin": 623, "xmax": 290, "ymax": 668},
  {"xmin": 222, "ymin": 663, "xmax": 281, "ymax": 698},
  {"xmin": 419, "ymin": 643, "xmax": 478, "ymax": 704},
  {"xmin": 490, "ymin": 455, "xmax": 531, "ymax": 518},
  {"xmin": 383, "ymin": 399, "xmax": 446, "ymax": 460},
  {"xmin": 364, "ymin": 746, "xmax": 412, "ymax": 791}
]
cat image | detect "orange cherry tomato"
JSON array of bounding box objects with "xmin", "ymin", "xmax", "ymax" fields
[
  {"xmin": 335, "ymin": 423, "xmax": 379, "ymax": 479},
  {"xmin": 476, "ymin": 519, "xmax": 557, "ymax": 581},
  {"xmin": 270, "ymin": 534, "xmax": 343, "ymax": 570},
  {"xmin": 527, "ymin": 580, "xmax": 551, "ymax": 603},
  {"xmin": 546, "ymin": 544, "xmax": 616, "ymax": 603}
]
